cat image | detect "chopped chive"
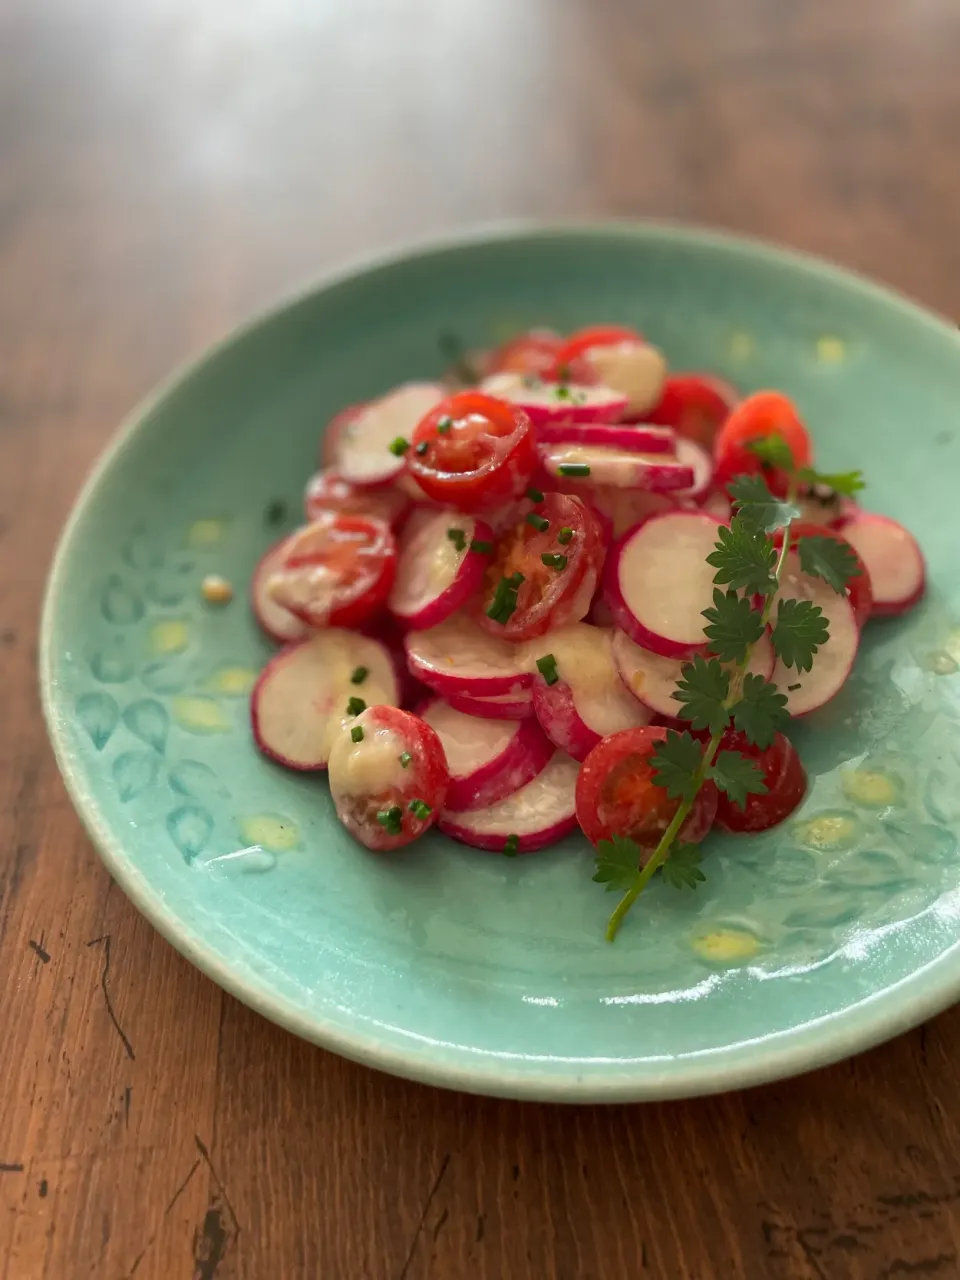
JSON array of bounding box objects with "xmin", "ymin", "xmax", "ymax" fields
[
  {"xmin": 399, "ymin": 751, "xmax": 412, "ymax": 769},
  {"xmin": 436, "ymin": 415, "xmax": 454, "ymax": 434},
  {"xmin": 556, "ymin": 363, "xmax": 571, "ymax": 382},
  {"xmin": 558, "ymin": 463, "xmax": 591, "ymax": 477},
  {"xmin": 787, "ymin": 682, "xmax": 802, "ymax": 691},
  {"xmin": 503, "ymin": 834, "xmax": 520, "ymax": 857},
  {"xmin": 526, "ymin": 513, "xmax": 550, "ymax": 532},
  {"xmin": 508, "ymin": 571, "xmax": 524, "ymax": 585},
  {"xmin": 376, "ymin": 805, "xmax": 403, "ymax": 835},
  {"xmin": 389, "ymin": 436, "xmax": 409, "ymax": 456},
  {"xmin": 541, "ymin": 553, "xmax": 568, "ymax": 570},
  {"xmin": 351, "ymin": 724, "xmax": 364, "ymax": 743},
  {"xmin": 414, "ymin": 440, "xmax": 429, "ymax": 456},
  {"xmin": 536, "ymin": 653, "xmax": 559, "ymax": 686},
  {"xmin": 485, "ymin": 573, "xmax": 524, "ymax": 625},
  {"xmin": 345, "ymin": 696, "xmax": 366, "ymax": 716},
  {"xmin": 350, "ymin": 666, "xmax": 369, "ymax": 685},
  {"xmin": 526, "ymin": 486, "xmax": 544, "ymax": 503},
  {"xmin": 470, "ymin": 538, "xmax": 493, "ymax": 554},
  {"xmin": 447, "ymin": 527, "xmax": 467, "ymax": 551},
  {"xmin": 557, "ymin": 526, "xmax": 574, "ymax": 545},
  {"xmin": 408, "ymin": 799, "xmax": 432, "ymax": 821},
  {"xmin": 554, "ymin": 385, "xmax": 571, "ymax": 400}
]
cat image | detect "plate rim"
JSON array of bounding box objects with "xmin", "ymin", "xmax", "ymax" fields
[{"xmin": 39, "ymin": 218, "xmax": 960, "ymax": 1102}]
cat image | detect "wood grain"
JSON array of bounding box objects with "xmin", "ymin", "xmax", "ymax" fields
[{"xmin": 3, "ymin": 0, "xmax": 960, "ymax": 1275}]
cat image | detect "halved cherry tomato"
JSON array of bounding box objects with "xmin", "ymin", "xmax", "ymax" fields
[
  {"xmin": 487, "ymin": 329, "xmax": 563, "ymax": 378},
  {"xmin": 773, "ymin": 520, "xmax": 873, "ymax": 629},
  {"xmin": 551, "ymin": 324, "xmax": 643, "ymax": 381},
  {"xmin": 642, "ymin": 374, "xmax": 738, "ymax": 447},
  {"xmin": 576, "ymin": 725, "xmax": 718, "ymax": 850},
  {"xmin": 713, "ymin": 730, "xmax": 807, "ymax": 833},
  {"xmin": 478, "ymin": 492, "xmax": 605, "ymax": 641},
  {"xmin": 268, "ymin": 514, "xmax": 396, "ymax": 629},
  {"xmin": 327, "ymin": 706, "xmax": 449, "ymax": 851},
  {"xmin": 305, "ymin": 468, "xmax": 410, "ymax": 527},
  {"xmin": 407, "ymin": 392, "xmax": 537, "ymax": 513},
  {"xmin": 714, "ymin": 391, "xmax": 812, "ymax": 491}
]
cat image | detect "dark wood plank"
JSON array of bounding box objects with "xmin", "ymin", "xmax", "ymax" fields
[{"xmin": 3, "ymin": 0, "xmax": 960, "ymax": 1276}]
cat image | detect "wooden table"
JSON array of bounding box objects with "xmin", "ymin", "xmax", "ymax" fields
[{"xmin": 4, "ymin": 1, "xmax": 960, "ymax": 1275}]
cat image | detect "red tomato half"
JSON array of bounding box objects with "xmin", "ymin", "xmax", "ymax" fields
[
  {"xmin": 643, "ymin": 373, "xmax": 738, "ymax": 448},
  {"xmin": 714, "ymin": 391, "xmax": 812, "ymax": 491},
  {"xmin": 552, "ymin": 324, "xmax": 643, "ymax": 381},
  {"xmin": 714, "ymin": 731, "xmax": 807, "ymax": 833},
  {"xmin": 269, "ymin": 514, "xmax": 396, "ymax": 629},
  {"xmin": 773, "ymin": 521, "xmax": 873, "ymax": 629},
  {"xmin": 478, "ymin": 492, "xmax": 605, "ymax": 641},
  {"xmin": 328, "ymin": 706, "xmax": 450, "ymax": 851},
  {"xmin": 576, "ymin": 725, "xmax": 718, "ymax": 851},
  {"xmin": 407, "ymin": 392, "xmax": 537, "ymax": 513},
  {"xmin": 305, "ymin": 468, "xmax": 411, "ymax": 528},
  {"xmin": 487, "ymin": 329, "xmax": 563, "ymax": 378}
]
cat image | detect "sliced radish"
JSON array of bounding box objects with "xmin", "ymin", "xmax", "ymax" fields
[
  {"xmin": 797, "ymin": 489, "xmax": 860, "ymax": 530},
  {"xmin": 567, "ymin": 485, "xmax": 678, "ymax": 540},
  {"xmin": 536, "ymin": 419, "xmax": 676, "ymax": 453},
  {"xmin": 580, "ymin": 341, "xmax": 667, "ymax": 416},
  {"xmin": 251, "ymin": 535, "xmax": 312, "ymax": 644},
  {"xmin": 250, "ymin": 630, "xmax": 399, "ymax": 770},
  {"xmin": 321, "ymin": 402, "xmax": 366, "ymax": 467},
  {"xmin": 420, "ymin": 698, "xmax": 553, "ymax": 811},
  {"xmin": 530, "ymin": 624, "xmax": 653, "ymax": 761},
  {"xmin": 438, "ymin": 751, "xmax": 580, "ymax": 853},
  {"xmin": 305, "ymin": 468, "xmax": 411, "ymax": 527},
  {"xmin": 446, "ymin": 689, "xmax": 535, "ymax": 720},
  {"xmin": 612, "ymin": 628, "xmax": 775, "ymax": 720},
  {"xmin": 388, "ymin": 509, "xmax": 493, "ymax": 629},
  {"xmin": 404, "ymin": 612, "xmax": 533, "ymax": 697},
  {"xmin": 539, "ymin": 444, "xmax": 694, "ymax": 492},
  {"xmin": 603, "ymin": 511, "xmax": 724, "ymax": 659},
  {"xmin": 480, "ymin": 372, "xmax": 628, "ymax": 426},
  {"xmin": 698, "ymin": 488, "xmax": 733, "ymax": 522},
  {"xmin": 837, "ymin": 512, "xmax": 925, "ymax": 616},
  {"xmin": 334, "ymin": 382, "xmax": 444, "ymax": 487},
  {"xmin": 672, "ymin": 437, "xmax": 714, "ymax": 502},
  {"xmin": 771, "ymin": 553, "xmax": 859, "ymax": 715}
]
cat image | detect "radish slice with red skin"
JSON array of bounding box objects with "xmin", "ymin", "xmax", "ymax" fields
[
  {"xmin": 438, "ymin": 751, "xmax": 580, "ymax": 853},
  {"xmin": 305, "ymin": 468, "xmax": 411, "ymax": 527},
  {"xmin": 698, "ymin": 488, "xmax": 732, "ymax": 522},
  {"xmin": 611, "ymin": 628, "xmax": 775, "ymax": 720},
  {"xmin": 538, "ymin": 444, "xmax": 695, "ymax": 492},
  {"xmin": 837, "ymin": 512, "xmax": 925, "ymax": 616},
  {"xmin": 536, "ymin": 419, "xmax": 677, "ymax": 453},
  {"xmin": 579, "ymin": 341, "xmax": 668, "ymax": 416},
  {"xmin": 251, "ymin": 535, "xmax": 312, "ymax": 645},
  {"xmin": 388, "ymin": 509, "xmax": 493, "ymax": 630},
  {"xmin": 672, "ymin": 437, "xmax": 714, "ymax": 502},
  {"xmin": 530, "ymin": 623, "xmax": 654, "ymax": 761},
  {"xmin": 321, "ymin": 402, "xmax": 366, "ymax": 467},
  {"xmin": 480, "ymin": 372, "xmax": 628, "ymax": 426},
  {"xmin": 404, "ymin": 612, "xmax": 533, "ymax": 697},
  {"xmin": 565, "ymin": 484, "xmax": 678, "ymax": 540},
  {"xmin": 334, "ymin": 382, "xmax": 445, "ymax": 487},
  {"xmin": 771, "ymin": 553, "xmax": 859, "ymax": 715},
  {"xmin": 420, "ymin": 698, "xmax": 553, "ymax": 811},
  {"xmin": 603, "ymin": 511, "xmax": 725, "ymax": 659},
  {"xmin": 250, "ymin": 630, "xmax": 400, "ymax": 770},
  {"xmin": 446, "ymin": 689, "xmax": 535, "ymax": 720}
]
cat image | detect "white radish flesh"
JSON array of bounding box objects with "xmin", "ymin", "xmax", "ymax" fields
[
  {"xmin": 250, "ymin": 630, "xmax": 399, "ymax": 770},
  {"xmin": 335, "ymin": 382, "xmax": 444, "ymax": 486},
  {"xmin": 446, "ymin": 689, "xmax": 535, "ymax": 720},
  {"xmin": 604, "ymin": 511, "xmax": 723, "ymax": 659},
  {"xmin": 582, "ymin": 341, "xmax": 667, "ymax": 415},
  {"xmin": 771, "ymin": 554, "xmax": 859, "ymax": 715},
  {"xmin": 539, "ymin": 444, "xmax": 694, "ymax": 492},
  {"xmin": 404, "ymin": 613, "xmax": 533, "ymax": 696},
  {"xmin": 251, "ymin": 535, "xmax": 312, "ymax": 645},
  {"xmin": 838, "ymin": 512, "xmax": 925, "ymax": 616},
  {"xmin": 480, "ymin": 372, "xmax": 627, "ymax": 425},
  {"xmin": 388, "ymin": 509, "xmax": 491, "ymax": 629},
  {"xmin": 438, "ymin": 751, "xmax": 580, "ymax": 852},
  {"xmin": 420, "ymin": 698, "xmax": 553, "ymax": 811},
  {"xmin": 612, "ymin": 629, "xmax": 775, "ymax": 720},
  {"xmin": 672, "ymin": 437, "xmax": 715, "ymax": 502}
]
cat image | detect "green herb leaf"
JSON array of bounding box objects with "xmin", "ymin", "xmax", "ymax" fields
[
  {"xmin": 796, "ymin": 534, "xmax": 862, "ymax": 594},
  {"xmin": 729, "ymin": 673, "xmax": 790, "ymax": 750},
  {"xmin": 351, "ymin": 724, "xmax": 364, "ymax": 743},
  {"xmin": 709, "ymin": 750, "xmax": 768, "ymax": 809},
  {"xmin": 745, "ymin": 432, "xmax": 795, "ymax": 471},
  {"xmin": 536, "ymin": 653, "xmax": 559, "ymax": 686},
  {"xmin": 706, "ymin": 516, "xmax": 777, "ymax": 596},
  {"xmin": 592, "ymin": 833, "xmax": 643, "ymax": 892},
  {"xmin": 701, "ymin": 587, "xmax": 765, "ymax": 665},
  {"xmin": 772, "ymin": 597, "xmax": 829, "ymax": 672},
  {"xmin": 797, "ymin": 467, "xmax": 865, "ymax": 498},
  {"xmin": 727, "ymin": 473, "xmax": 801, "ymax": 534},
  {"xmin": 660, "ymin": 843, "xmax": 706, "ymax": 890},
  {"xmin": 671, "ymin": 656, "xmax": 731, "ymax": 737},
  {"xmin": 650, "ymin": 730, "xmax": 705, "ymax": 802},
  {"xmin": 345, "ymin": 696, "xmax": 366, "ymax": 717}
]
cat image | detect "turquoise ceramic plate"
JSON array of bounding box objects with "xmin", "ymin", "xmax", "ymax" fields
[{"xmin": 41, "ymin": 223, "xmax": 960, "ymax": 1101}]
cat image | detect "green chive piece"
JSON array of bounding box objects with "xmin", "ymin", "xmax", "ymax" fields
[
  {"xmin": 389, "ymin": 436, "xmax": 409, "ymax": 456},
  {"xmin": 558, "ymin": 463, "xmax": 590, "ymax": 477},
  {"xmin": 436, "ymin": 415, "xmax": 454, "ymax": 433},
  {"xmin": 557, "ymin": 526, "xmax": 574, "ymax": 545},
  {"xmin": 536, "ymin": 654, "xmax": 559, "ymax": 686},
  {"xmin": 526, "ymin": 513, "xmax": 550, "ymax": 532},
  {"xmin": 376, "ymin": 805, "xmax": 403, "ymax": 834},
  {"xmin": 399, "ymin": 752, "xmax": 412, "ymax": 769},
  {"xmin": 414, "ymin": 440, "xmax": 429, "ymax": 456},
  {"xmin": 447, "ymin": 527, "xmax": 467, "ymax": 551},
  {"xmin": 470, "ymin": 539, "xmax": 493, "ymax": 555},
  {"xmin": 408, "ymin": 799, "xmax": 432, "ymax": 821},
  {"xmin": 485, "ymin": 573, "xmax": 523, "ymax": 625},
  {"xmin": 350, "ymin": 666, "xmax": 369, "ymax": 685},
  {"xmin": 351, "ymin": 725, "xmax": 364, "ymax": 743},
  {"xmin": 508, "ymin": 571, "xmax": 524, "ymax": 585},
  {"xmin": 541, "ymin": 553, "xmax": 568, "ymax": 570},
  {"xmin": 345, "ymin": 696, "xmax": 366, "ymax": 717},
  {"xmin": 503, "ymin": 834, "xmax": 520, "ymax": 857},
  {"xmin": 526, "ymin": 486, "xmax": 544, "ymax": 503},
  {"xmin": 554, "ymin": 385, "xmax": 571, "ymax": 400}
]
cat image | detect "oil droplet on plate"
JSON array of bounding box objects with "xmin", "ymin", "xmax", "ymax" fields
[
  {"xmin": 188, "ymin": 519, "xmax": 226, "ymax": 547},
  {"xmin": 171, "ymin": 696, "xmax": 231, "ymax": 734},
  {"xmin": 203, "ymin": 665, "xmax": 257, "ymax": 696},
  {"xmin": 922, "ymin": 650, "xmax": 959, "ymax": 676},
  {"xmin": 691, "ymin": 927, "xmax": 762, "ymax": 964},
  {"xmin": 841, "ymin": 769, "xmax": 903, "ymax": 810},
  {"xmin": 237, "ymin": 813, "xmax": 301, "ymax": 852},
  {"xmin": 816, "ymin": 335, "xmax": 846, "ymax": 364},
  {"xmin": 795, "ymin": 810, "xmax": 862, "ymax": 852},
  {"xmin": 728, "ymin": 331, "xmax": 755, "ymax": 361},
  {"xmin": 149, "ymin": 619, "xmax": 190, "ymax": 656}
]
